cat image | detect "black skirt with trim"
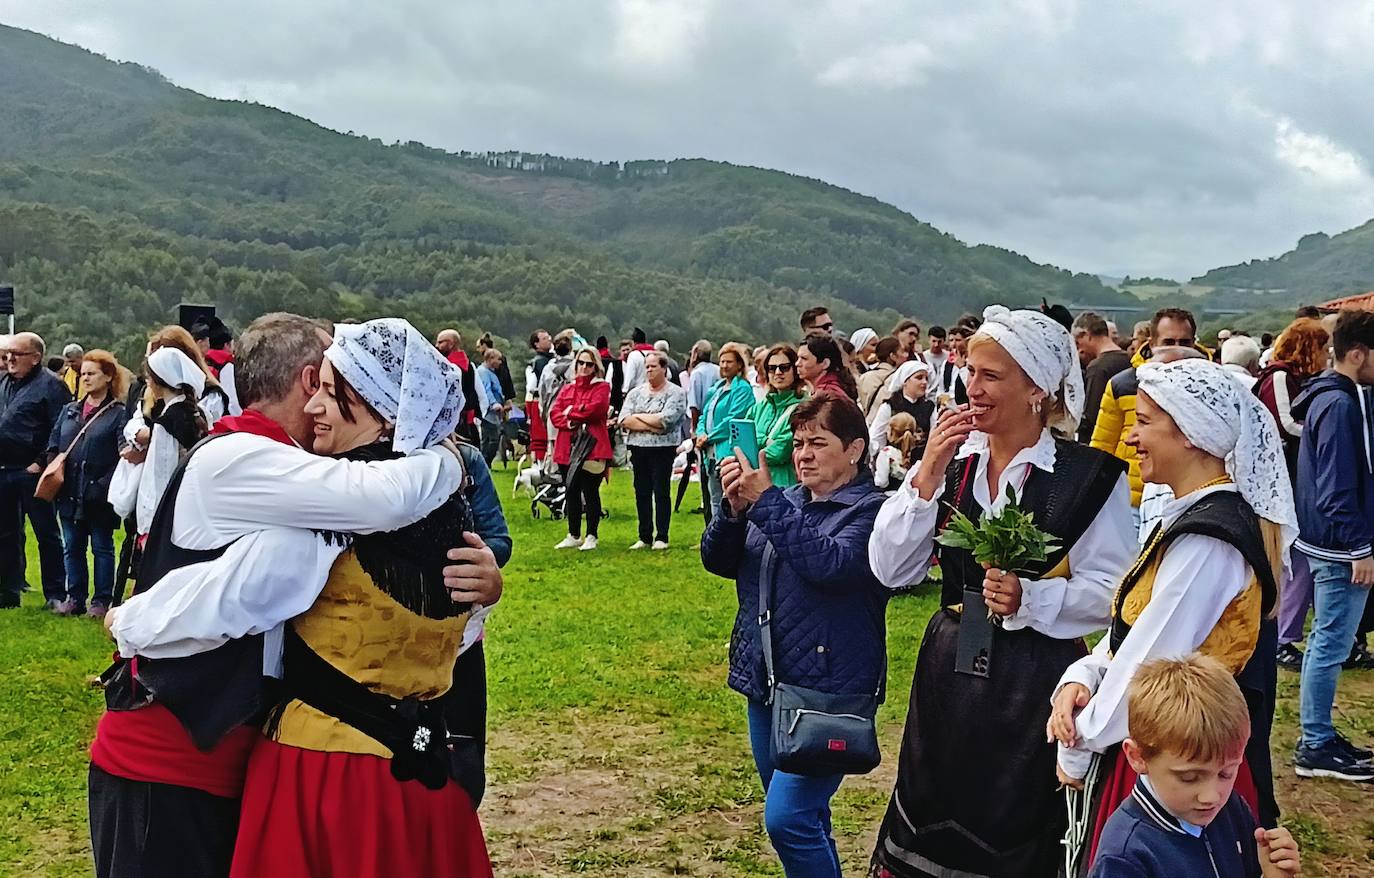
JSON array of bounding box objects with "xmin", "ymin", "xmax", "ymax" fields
[{"xmin": 872, "ymin": 608, "xmax": 1087, "ymax": 878}]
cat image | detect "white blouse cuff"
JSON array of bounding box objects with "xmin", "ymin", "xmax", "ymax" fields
[
  {"xmin": 1058, "ymin": 742, "xmax": 1095, "ymax": 781},
  {"xmin": 1000, "ymin": 575, "xmax": 1060, "ymax": 632}
]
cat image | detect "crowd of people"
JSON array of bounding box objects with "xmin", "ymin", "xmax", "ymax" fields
[{"xmin": 0, "ymin": 297, "xmax": 1370, "ymax": 877}]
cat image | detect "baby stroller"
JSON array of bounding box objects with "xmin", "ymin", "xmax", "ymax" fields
[
  {"xmin": 531, "ymin": 460, "xmax": 566, "ymax": 520},
  {"xmin": 531, "ymin": 426, "xmax": 610, "ymax": 524}
]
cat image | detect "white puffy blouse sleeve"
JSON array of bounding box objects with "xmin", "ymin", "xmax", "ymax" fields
[
  {"xmin": 869, "ymin": 474, "xmax": 943, "ymax": 589},
  {"xmin": 111, "ymin": 528, "xmax": 344, "ymax": 660},
  {"xmin": 1054, "ymin": 533, "xmax": 1253, "ymax": 779},
  {"xmin": 175, "ymin": 436, "xmax": 462, "ymax": 546},
  {"xmin": 1000, "ymin": 474, "xmax": 1135, "ymax": 639}
]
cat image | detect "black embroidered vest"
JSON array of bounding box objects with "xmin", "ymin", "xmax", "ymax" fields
[
  {"xmin": 1108, "ymin": 491, "xmax": 1277, "ymax": 657},
  {"xmin": 103, "ymin": 436, "xmax": 271, "ymax": 751},
  {"xmin": 936, "ymin": 440, "xmax": 1126, "ymax": 608}
]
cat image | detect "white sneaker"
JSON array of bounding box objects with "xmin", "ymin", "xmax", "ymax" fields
[
  {"xmin": 652, "ymin": 541, "xmax": 670, "ymax": 551},
  {"xmin": 628, "ymin": 540, "xmax": 648, "ymax": 550},
  {"xmin": 554, "ymin": 535, "xmax": 583, "ymax": 550},
  {"xmin": 579, "ymin": 535, "xmax": 599, "ymax": 551}
]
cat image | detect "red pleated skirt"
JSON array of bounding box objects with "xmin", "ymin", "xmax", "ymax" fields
[
  {"xmin": 1085, "ymin": 746, "xmax": 1259, "ymax": 867},
  {"xmin": 230, "ymin": 737, "xmax": 493, "ymax": 878}
]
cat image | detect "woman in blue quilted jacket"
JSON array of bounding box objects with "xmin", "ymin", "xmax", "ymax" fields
[{"xmin": 700, "ymin": 394, "xmax": 888, "ymax": 878}]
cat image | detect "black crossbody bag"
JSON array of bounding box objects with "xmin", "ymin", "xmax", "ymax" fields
[{"xmin": 758, "ymin": 542, "xmax": 881, "ymax": 776}]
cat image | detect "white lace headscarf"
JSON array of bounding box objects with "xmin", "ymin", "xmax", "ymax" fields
[
  {"xmin": 1136, "ymin": 359, "xmax": 1297, "ymax": 550},
  {"xmin": 325, "ymin": 318, "xmax": 465, "ymax": 455},
  {"xmin": 974, "ymin": 305, "xmax": 1084, "ymax": 435},
  {"xmin": 886, "ymin": 359, "xmax": 931, "ymax": 395},
  {"xmin": 849, "ymin": 327, "xmax": 878, "ymax": 352}
]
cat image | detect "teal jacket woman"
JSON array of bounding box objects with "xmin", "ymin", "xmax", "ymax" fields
[
  {"xmin": 750, "ymin": 389, "xmax": 805, "ymax": 488},
  {"xmin": 696, "ymin": 343, "xmax": 758, "ymax": 521},
  {"xmin": 698, "ymin": 372, "xmax": 759, "ymax": 461}
]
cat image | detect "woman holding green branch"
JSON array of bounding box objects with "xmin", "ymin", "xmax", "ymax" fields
[{"xmin": 866, "ymin": 306, "xmax": 1136, "ymax": 878}]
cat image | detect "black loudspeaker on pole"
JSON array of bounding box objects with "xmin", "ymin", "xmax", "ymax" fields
[{"xmin": 0, "ymin": 286, "xmax": 14, "ymax": 336}]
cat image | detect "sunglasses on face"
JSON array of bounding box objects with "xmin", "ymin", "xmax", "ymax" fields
[
  {"xmin": 576, "ymin": 360, "xmax": 597, "ymax": 368},
  {"xmin": 766, "ymin": 362, "xmax": 793, "ymax": 373},
  {"xmin": 1156, "ymin": 337, "xmax": 1195, "ymax": 348},
  {"xmin": 815, "ymin": 322, "xmax": 834, "ymax": 333}
]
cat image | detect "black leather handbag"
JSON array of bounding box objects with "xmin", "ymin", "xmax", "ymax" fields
[{"xmin": 758, "ymin": 543, "xmax": 881, "ymax": 776}]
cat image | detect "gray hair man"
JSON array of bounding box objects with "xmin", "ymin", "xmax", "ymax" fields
[
  {"xmin": 0, "ymin": 330, "xmax": 71, "ymax": 610},
  {"xmin": 1220, "ymin": 335, "xmax": 1263, "ymax": 389}
]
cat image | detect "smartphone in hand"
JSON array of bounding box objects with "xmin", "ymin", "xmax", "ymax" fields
[{"xmin": 729, "ymin": 419, "xmax": 761, "ymax": 468}]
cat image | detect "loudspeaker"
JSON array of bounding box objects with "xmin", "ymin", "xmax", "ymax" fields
[{"xmin": 178, "ymin": 303, "xmax": 216, "ymax": 332}]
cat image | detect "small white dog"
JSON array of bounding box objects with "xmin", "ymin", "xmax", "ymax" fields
[{"xmin": 513, "ymin": 462, "xmax": 555, "ymax": 498}]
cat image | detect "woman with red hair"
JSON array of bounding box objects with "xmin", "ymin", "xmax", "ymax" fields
[{"xmin": 44, "ymin": 350, "xmax": 129, "ymax": 617}]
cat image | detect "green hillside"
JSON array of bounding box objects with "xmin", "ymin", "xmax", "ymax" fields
[
  {"xmin": 0, "ymin": 23, "xmax": 1122, "ymax": 365},
  {"xmin": 1194, "ymin": 226, "xmax": 1374, "ymax": 304}
]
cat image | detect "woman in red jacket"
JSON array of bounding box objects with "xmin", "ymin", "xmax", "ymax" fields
[{"xmin": 550, "ymin": 346, "xmax": 613, "ymax": 551}]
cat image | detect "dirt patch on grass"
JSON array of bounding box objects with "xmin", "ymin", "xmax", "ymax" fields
[
  {"xmin": 485, "ymin": 716, "xmax": 771, "ymax": 876},
  {"xmin": 482, "ymin": 712, "xmax": 909, "ymax": 876}
]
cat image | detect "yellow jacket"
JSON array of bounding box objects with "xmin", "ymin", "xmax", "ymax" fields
[
  {"xmin": 1089, "ymin": 369, "xmax": 1142, "ymax": 506},
  {"xmin": 1130, "ymin": 342, "xmax": 1214, "ymax": 368},
  {"xmin": 61, "ymin": 367, "xmax": 86, "ymax": 400}
]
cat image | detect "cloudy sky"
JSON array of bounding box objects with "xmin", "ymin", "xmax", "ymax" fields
[{"xmin": 4, "ymin": 0, "xmax": 1374, "ymax": 279}]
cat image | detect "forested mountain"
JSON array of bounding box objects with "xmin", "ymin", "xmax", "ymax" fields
[
  {"xmin": 1194, "ymin": 224, "xmax": 1374, "ymax": 303},
  {"xmin": 0, "ymin": 24, "xmax": 1122, "ymax": 367}
]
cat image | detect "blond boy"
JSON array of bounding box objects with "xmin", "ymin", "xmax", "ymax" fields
[{"xmin": 1090, "ymin": 655, "xmax": 1299, "ymax": 878}]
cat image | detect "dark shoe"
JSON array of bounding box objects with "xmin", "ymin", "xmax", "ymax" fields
[
  {"xmin": 1344, "ymin": 642, "xmax": 1374, "ymax": 670},
  {"xmin": 1276, "ymin": 643, "xmax": 1304, "ymax": 671},
  {"xmin": 1333, "ymin": 732, "xmax": 1374, "ymax": 763},
  {"xmin": 0, "ymin": 593, "xmax": 19, "ymax": 609},
  {"xmin": 1294, "ymin": 740, "xmax": 1374, "ymax": 781},
  {"xmin": 85, "ymin": 603, "xmax": 108, "ymax": 620},
  {"xmin": 55, "ymin": 599, "xmax": 86, "ymax": 616}
]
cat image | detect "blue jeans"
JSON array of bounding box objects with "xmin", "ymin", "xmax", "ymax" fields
[
  {"xmin": 746, "ymin": 699, "xmax": 844, "ymax": 878},
  {"xmin": 703, "ymin": 456, "xmax": 723, "ymax": 526},
  {"xmin": 1299, "ymin": 556, "xmax": 1372, "ymax": 747},
  {"xmin": 59, "ymin": 513, "xmax": 116, "ymax": 607}
]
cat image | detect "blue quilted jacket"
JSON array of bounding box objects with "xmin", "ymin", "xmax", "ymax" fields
[{"xmin": 700, "ymin": 476, "xmax": 889, "ymax": 702}]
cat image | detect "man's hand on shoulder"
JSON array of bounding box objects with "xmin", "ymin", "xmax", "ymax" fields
[{"xmin": 443, "ymin": 532, "xmax": 502, "ymax": 607}]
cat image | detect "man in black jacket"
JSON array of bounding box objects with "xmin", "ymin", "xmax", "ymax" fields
[{"xmin": 0, "ymin": 332, "xmax": 71, "ymax": 608}]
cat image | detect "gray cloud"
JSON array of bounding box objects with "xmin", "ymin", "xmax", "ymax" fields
[{"xmin": 4, "ymin": 0, "xmax": 1374, "ymax": 279}]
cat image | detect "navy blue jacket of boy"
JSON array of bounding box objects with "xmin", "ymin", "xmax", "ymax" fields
[{"xmin": 1090, "ymin": 778, "xmax": 1260, "ymax": 878}]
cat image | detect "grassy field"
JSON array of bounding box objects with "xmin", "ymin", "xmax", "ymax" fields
[{"xmin": 0, "ymin": 476, "xmax": 1371, "ymax": 876}]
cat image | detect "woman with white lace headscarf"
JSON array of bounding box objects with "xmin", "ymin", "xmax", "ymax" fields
[
  {"xmin": 222, "ymin": 317, "xmax": 493, "ymax": 877},
  {"xmin": 868, "ymin": 306, "xmax": 1137, "ymax": 878},
  {"xmin": 1049, "ymin": 358, "xmax": 1296, "ymax": 862},
  {"xmin": 866, "ymin": 359, "xmax": 935, "ymax": 467}
]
